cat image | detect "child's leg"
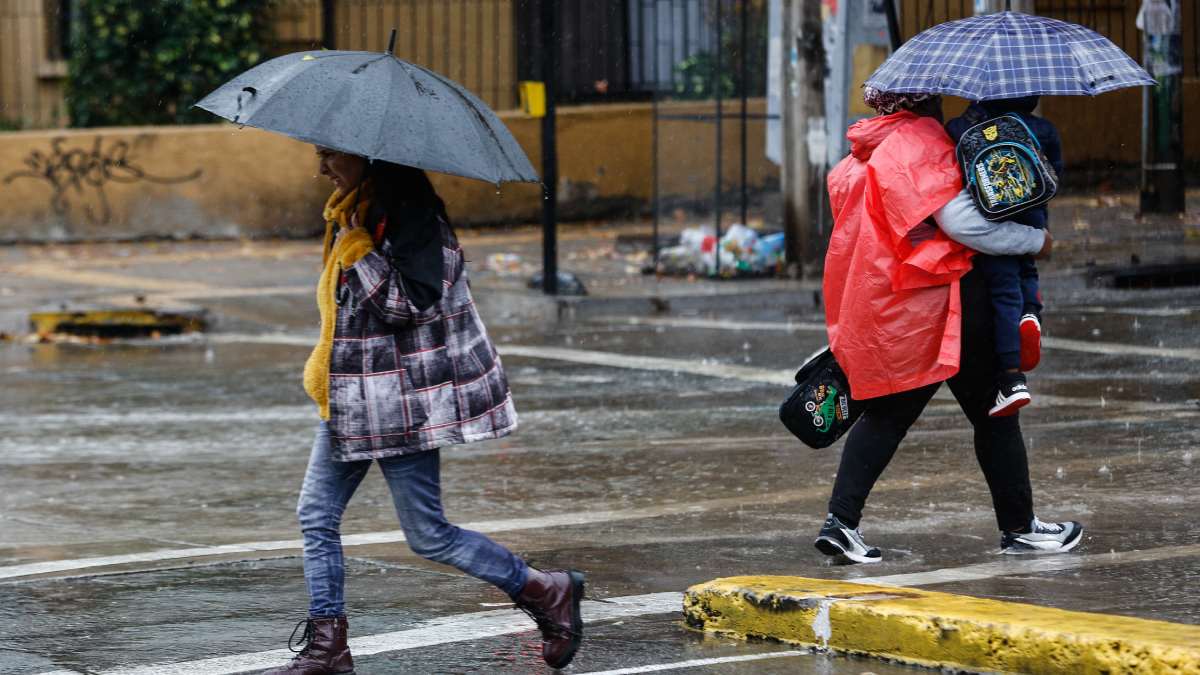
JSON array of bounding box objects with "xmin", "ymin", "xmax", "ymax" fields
[
  {"xmin": 975, "ymin": 255, "xmax": 1023, "ymax": 374},
  {"xmin": 1019, "ymin": 256, "xmax": 1042, "ymax": 317}
]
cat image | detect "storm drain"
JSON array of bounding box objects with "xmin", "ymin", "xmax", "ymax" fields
[
  {"xmin": 29, "ymin": 307, "xmax": 208, "ymax": 338},
  {"xmin": 1088, "ymin": 261, "xmax": 1200, "ymax": 289}
]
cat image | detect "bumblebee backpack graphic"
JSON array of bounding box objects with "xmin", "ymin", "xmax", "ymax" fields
[{"xmin": 955, "ymin": 114, "xmax": 1058, "ymax": 221}]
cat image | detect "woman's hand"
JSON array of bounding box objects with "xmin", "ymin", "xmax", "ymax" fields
[{"xmin": 1035, "ymin": 230, "xmax": 1053, "ymax": 260}]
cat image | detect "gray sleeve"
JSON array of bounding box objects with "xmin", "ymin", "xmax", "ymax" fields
[{"xmin": 933, "ymin": 189, "xmax": 1046, "ymax": 256}]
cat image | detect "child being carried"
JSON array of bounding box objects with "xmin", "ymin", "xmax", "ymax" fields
[{"xmin": 946, "ymin": 96, "xmax": 1063, "ymax": 417}]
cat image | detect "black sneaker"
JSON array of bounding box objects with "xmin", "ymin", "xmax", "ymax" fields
[
  {"xmin": 989, "ymin": 372, "xmax": 1031, "ymax": 417},
  {"xmin": 814, "ymin": 514, "xmax": 882, "ymax": 564},
  {"xmin": 1000, "ymin": 517, "xmax": 1083, "ymax": 554}
]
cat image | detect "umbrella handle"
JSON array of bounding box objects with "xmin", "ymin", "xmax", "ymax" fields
[{"xmin": 386, "ymin": 28, "xmax": 397, "ymax": 56}]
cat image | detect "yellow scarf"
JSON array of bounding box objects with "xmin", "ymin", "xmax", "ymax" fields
[{"xmin": 303, "ymin": 185, "xmax": 377, "ymax": 420}]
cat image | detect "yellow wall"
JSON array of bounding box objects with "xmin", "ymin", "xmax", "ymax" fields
[{"xmin": 0, "ymin": 100, "xmax": 778, "ymax": 242}]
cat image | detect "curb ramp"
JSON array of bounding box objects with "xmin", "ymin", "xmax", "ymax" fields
[{"xmin": 683, "ymin": 576, "xmax": 1200, "ymax": 674}]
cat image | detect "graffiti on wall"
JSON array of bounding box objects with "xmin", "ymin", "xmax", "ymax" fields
[{"xmin": 3, "ymin": 136, "xmax": 203, "ymax": 224}]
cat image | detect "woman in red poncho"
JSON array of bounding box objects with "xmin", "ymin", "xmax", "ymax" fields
[{"xmin": 813, "ymin": 88, "xmax": 1083, "ymax": 563}]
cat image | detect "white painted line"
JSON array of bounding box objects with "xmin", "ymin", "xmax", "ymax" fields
[
  {"xmin": 0, "ymin": 488, "xmax": 824, "ymax": 581},
  {"xmin": 193, "ymin": 334, "xmax": 1195, "ymax": 412},
  {"xmin": 499, "ymin": 344, "xmax": 796, "ymax": 386},
  {"xmin": 602, "ymin": 315, "xmax": 1200, "ymax": 362},
  {"xmin": 52, "ymin": 593, "xmax": 683, "ymax": 675},
  {"xmin": 31, "ymin": 544, "xmax": 1200, "ymax": 675},
  {"xmin": 1071, "ymin": 306, "xmax": 1196, "ymax": 318},
  {"xmin": 16, "ymin": 405, "xmax": 313, "ymax": 427},
  {"xmin": 497, "ymin": 344, "xmax": 1189, "ymax": 413},
  {"xmin": 615, "ymin": 316, "xmax": 828, "ymax": 333},
  {"xmin": 206, "ymin": 333, "xmax": 315, "ymax": 347},
  {"xmin": 1041, "ymin": 336, "xmax": 1200, "ymax": 361},
  {"xmin": 579, "ymin": 651, "xmax": 809, "ymax": 674},
  {"xmin": 856, "ymin": 543, "xmax": 1200, "ymax": 588}
]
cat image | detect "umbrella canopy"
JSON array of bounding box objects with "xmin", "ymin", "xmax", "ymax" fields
[
  {"xmin": 865, "ymin": 11, "xmax": 1154, "ymax": 100},
  {"xmin": 196, "ymin": 47, "xmax": 538, "ymax": 184}
]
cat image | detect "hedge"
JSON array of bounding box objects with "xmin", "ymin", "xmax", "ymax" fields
[{"xmin": 67, "ymin": 0, "xmax": 270, "ymax": 127}]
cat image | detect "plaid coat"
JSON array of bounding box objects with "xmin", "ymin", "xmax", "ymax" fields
[{"xmin": 329, "ymin": 219, "xmax": 517, "ymax": 461}]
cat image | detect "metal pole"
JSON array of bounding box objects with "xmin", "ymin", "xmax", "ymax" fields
[
  {"xmin": 321, "ymin": 0, "xmax": 336, "ymax": 49},
  {"xmin": 714, "ymin": 0, "xmax": 724, "ymax": 276},
  {"xmin": 1139, "ymin": 0, "xmax": 1185, "ymax": 214},
  {"xmin": 739, "ymin": 0, "xmax": 749, "ymax": 228},
  {"xmin": 541, "ymin": 0, "xmax": 559, "ymax": 295},
  {"xmin": 652, "ymin": 90, "xmax": 661, "ymax": 268},
  {"xmin": 781, "ymin": 0, "xmax": 825, "ymax": 276},
  {"xmin": 884, "ymin": 0, "xmax": 902, "ymax": 50}
]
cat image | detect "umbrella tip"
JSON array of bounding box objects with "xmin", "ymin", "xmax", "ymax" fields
[{"xmin": 386, "ymin": 28, "xmax": 397, "ymax": 55}]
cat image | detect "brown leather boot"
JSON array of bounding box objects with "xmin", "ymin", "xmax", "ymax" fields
[
  {"xmin": 514, "ymin": 568, "xmax": 585, "ymax": 669},
  {"xmin": 262, "ymin": 616, "xmax": 355, "ymax": 675}
]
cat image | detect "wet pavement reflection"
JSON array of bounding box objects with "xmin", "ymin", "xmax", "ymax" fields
[{"xmin": 1, "ymin": 245, "xmax": 1198, "ymax": 673}]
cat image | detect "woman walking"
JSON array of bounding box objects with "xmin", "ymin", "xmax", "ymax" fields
[
  {"xmin": 265, "ymin": 150, "xmax": 584, "ymax": 674},
  {"xmin": 814, "ymin": 88, "xmax": 1082, "ymax": 564}
]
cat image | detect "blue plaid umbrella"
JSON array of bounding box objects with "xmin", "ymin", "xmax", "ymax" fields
[{"xmin": 865, "ymin": 11, "xmax": 1154, "ymax": 99}]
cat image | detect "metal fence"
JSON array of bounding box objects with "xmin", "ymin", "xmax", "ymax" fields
[
  {"xmin": 899, "ymin": 0, "xmax": 1199, "ymax": 78},
  {"xmin": 270, "ymin": 0, "xmax": 518, "ymax": 110}
]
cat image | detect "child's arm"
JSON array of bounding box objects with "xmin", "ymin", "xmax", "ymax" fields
[{"xmin": 934, "ymin": 190, "xmax": 1046, "ymax": 256}]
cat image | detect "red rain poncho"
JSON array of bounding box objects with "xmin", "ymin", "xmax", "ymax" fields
[{"xmin": 824, "ymin": 111, "xmax": 975, "ymax": 400}]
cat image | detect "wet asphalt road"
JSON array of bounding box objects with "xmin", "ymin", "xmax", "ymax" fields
[{"xmin": 0, "ymin": 232, "xmax": 1198, "ymax": 674}]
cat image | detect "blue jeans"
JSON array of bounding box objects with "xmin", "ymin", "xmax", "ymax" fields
[
  {"xmin": 298, "ymin": 423, "xmax": 529, "ymax": 617},
  {"xmin": 976, "ymin": 254, "xmax": 1041, "ymax": 372}
]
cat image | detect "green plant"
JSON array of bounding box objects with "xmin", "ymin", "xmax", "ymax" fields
[
  {"xmin": 672, "ymin": 1, "xmax": 768, "ymax": 101},
  {"xmin": 67, "ymin": 0, "xmax": 270, "ymax": 127}
]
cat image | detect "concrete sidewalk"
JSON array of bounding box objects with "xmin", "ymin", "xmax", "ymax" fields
[{"xmin": 1, "ymin": 188, "xmax": 1198, "ymax": 338}]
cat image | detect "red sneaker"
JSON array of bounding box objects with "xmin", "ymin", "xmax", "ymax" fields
[{"xmin": 1019, "ymin": 314, "xmax": 1042, "ymax": 372}]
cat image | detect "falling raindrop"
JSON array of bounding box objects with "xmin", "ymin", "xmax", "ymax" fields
[
  {"xmin": 1055, "ymin": 466, "xmax": 1065, "ymax": 479},
  {"xmin": 1183, "ymin": 451, "xmax": 1194, "ymax": 466}
]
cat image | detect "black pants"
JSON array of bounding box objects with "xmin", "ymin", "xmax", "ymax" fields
[{"xmin": 827, "ymin": 269, "xmax": 1035, "ymax": 532}]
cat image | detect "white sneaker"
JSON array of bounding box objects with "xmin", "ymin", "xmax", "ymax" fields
[
  {"xmin": 814, "ymin": 514, "xmax": 882, "ymax": 564},
  {"xmin": 1000, "ymin": 517, "xmax": 1083, "ymax": 554}
]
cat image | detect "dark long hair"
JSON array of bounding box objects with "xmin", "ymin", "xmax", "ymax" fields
[{"xmin": 364, "ymin": 160, "xmax": 449, "ymax": 225}]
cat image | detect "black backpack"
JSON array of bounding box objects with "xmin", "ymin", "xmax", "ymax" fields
[
  {"xmin": 779, "ymin": 348, "xmax": 863, "ymax": 449},
  {"xmin": 955, "ymin": 113, "xmax": 1058, "ymax": 222}
]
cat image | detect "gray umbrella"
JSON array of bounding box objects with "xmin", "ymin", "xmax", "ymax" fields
[{"xmin": 195, "ymin": 36, "xmax": 538, "ymax": 185}]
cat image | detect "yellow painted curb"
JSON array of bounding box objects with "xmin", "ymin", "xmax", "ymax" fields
[{"xmin": 683, "ymin": 576, "xmax": 1200, "ymax": 674}]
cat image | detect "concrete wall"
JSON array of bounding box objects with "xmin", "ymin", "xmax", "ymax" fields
[{"xmin": 0, "ymin": 100, "xmax": 778, "ymax": 242}]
